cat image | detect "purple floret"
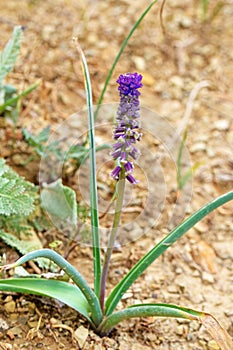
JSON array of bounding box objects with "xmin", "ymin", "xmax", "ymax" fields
[
  {"xmin": 111, "ymin": 165, "xmax": 122, "ymax": 180},
  {"xmin": 126, "ymin": 173, "xmax": 139, "ymax": 184}
]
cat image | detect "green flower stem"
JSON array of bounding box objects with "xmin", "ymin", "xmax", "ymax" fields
[
  {"xmin": 3, "ymin": 249, "xmax": 102, "ymax": 326},
  {"xmin": 100, "ymin": 174, "xmax": 126, "ymax": 311}
]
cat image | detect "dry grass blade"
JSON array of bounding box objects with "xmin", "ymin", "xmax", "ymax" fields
[{"xmin": 200, "ymin": 314, "xmax": 233, "ymax": 350}]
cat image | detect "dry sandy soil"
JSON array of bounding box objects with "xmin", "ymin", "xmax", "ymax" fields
[{"xmin": 0, "ymin": 0, "xmax": 233, "ymax": 349}]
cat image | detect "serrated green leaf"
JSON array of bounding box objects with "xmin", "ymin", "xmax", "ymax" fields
[
  {"xmin": 4, "ymin": 166, "xmax": 36, "ymax": 194},
  {"xmin": 0, "ymin": 177, "xmax": 34, "ymax": 216},
  {"xmin": 0, "ymin": 214, "xmax": 32, "ymax": 236},
  {"xmin": 67, "ymin": 144, "xmax": 87, "ymax": 159},
  {"xmin": 22, "ymin": 126, "xmax": 50, "ymax": 146},
  {"xmin": 41, "ymin": 179, "xmax": 77, "ymax": 230},
  {"xmin": 0, "ymin": 80, "xmax": 40, "ymax": 114},
  {"xmin": 0, "ymin": 158, "xmax": 36, "ymax": 219},
  {"xmin": 22, "ymin": 127, "xmax": 63, "ymax": 160},
  {"xmin": 3, "ymin": 84, "xmax": 17, "ymax": 95},
  {"xmin": 0, "ymin": 159, "xmax": 6, "ymax": 176},
  {"xmin": 0, "ymin": 26, "xmax": 23, "ymax": 85},
  {"xmin": 0, "ymin": 230, "xmax": 54, "ymax": 270},
  {"xmin": 0, "ymin": 88, "xmax": 4, "ymax": 105},
  {"xmin": 22, "ymin": 128, "xmax": 40, "ymax": 147},
  {"xmin": 0, "ymin": 278, "xmax": 92, "ymax": 325},
  {"xmin": 36, "ymin": 126, "xmax": 50, "ymax": 143}
]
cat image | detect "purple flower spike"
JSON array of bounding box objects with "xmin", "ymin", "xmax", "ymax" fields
[{"xmin": 111, "ymin": 72, "xmax": 143, "ymax": 184}]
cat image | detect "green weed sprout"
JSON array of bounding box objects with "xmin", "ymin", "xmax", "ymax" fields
[
  {"xmin": 176, "ymin": 129, "xmax": 201, "ymax": 192},
  {"xmin": 0, "ymin": 26, "xmax": 40, "ymax": 125},
  {"xmin": 0, "ymin": 48, "xmax": 233, "ymax": 348},
  {"xmin": 200, "ymin": 0, "xmax": 224, "ymax": 21},
  {"xmin": 22, "ymin": 126, "xmax": 109, "ymax": 177}
]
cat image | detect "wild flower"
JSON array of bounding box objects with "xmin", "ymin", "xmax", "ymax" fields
[
  {"xmin": 111, "ymin": 73, "xmax": 143, "ymax": 184},
  {"xmin": 0, "ymin": 44, "xmax": 233, "ymax": 348}
]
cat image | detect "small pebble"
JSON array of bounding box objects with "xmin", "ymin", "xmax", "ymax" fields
[
  {"xmin": 214, "ymin": 119, "xmax": 230, "ymax": 131},
  {"xmin": 93, "ymin": 345, "xmax": 102, "ymax": 350},
  {"xmin": 103, "ymin": 337, "xmax": 118, "ymax": 348},
  {"xmin": 0, "ymin": 343, "xmax": 12, "ymax": 350},
  {"xmin": 175, "ymin": 324, "xmax": 185, "ymax": 335},
  {"xmin": 0, "ymin": 317, "xmax": 9, "ymax": 330},
  {"xmin": 175, "ymin": 267, "xmax": 183, "ymax": 274},
  {"xmin": 170, "ymin": 75, "xmax": 184, "ymax": 88},
  {"xmin": 207, "ymin": 339, "xmax": 220, "ymax": 349},
  {"xmin": 27, "ymin": 320, "xmax": 42, "ymax": 329},
  {"xmin": 189, "ymin": 320, "xmax": 200, "ymax": 331},
  {"xmin": 193, "ymin": 269, "xmax": 200, "ymax": 277},
  {"xmin": 132, "ymin": 344, "xmax": 151, "ymax": 350},
  {"xmin": 167, "ymin": 285, "xmax": 178, "ymax": 293},
  {"xmin": 132, "ymin": 56, "xmax": 146, "ymax": 71},
  {"xmin": 180, "ymin": 17, "xmax": 192, "ymax": 28},
  {"xmin": 202, "ymin": 271, "xmax": 214, "ymax": 284},
  {"xmin": 194, "ymin": 221, "xmax": 209, "ymax": 233},
  {"xmin": 74, "ymin": 326, "xmax": 89, "ymax": 348},
  {"xmin": 142, "ymin": 72, "xmax": 155, "ymax": 86},
  {"xmin": 7, "ymin": 326, "xmax": 22, "ymax": 339},
  {"xmin": 190, "ymin": 142, "xmax": 206, "ymax": 153},
  {"xmin": 4, "ymin": 301, "xmax": 16, "ymax": 313}
]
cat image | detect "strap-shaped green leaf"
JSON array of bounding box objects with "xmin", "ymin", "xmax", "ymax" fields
[
  {"xmin": 98, "ymin": 303, "xmax": 204, "ymax": 335},
  {"xmin": 0, "ymin": 278, "xmax": 92, "ymax": 325},
  {"xmin": 99, "ymin": 303, "xmax": 233, "ymax": 349},
  {"xmin": 1, "ymin": 249, "xmax": 102, "ymax": 326},
  {"xmin": 77, "ymin": 44, "xmax": 101, "ymax": 298},
  {"xmin": 105, "ymin": 191, "xmax": 233, "ymax": 315}
]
